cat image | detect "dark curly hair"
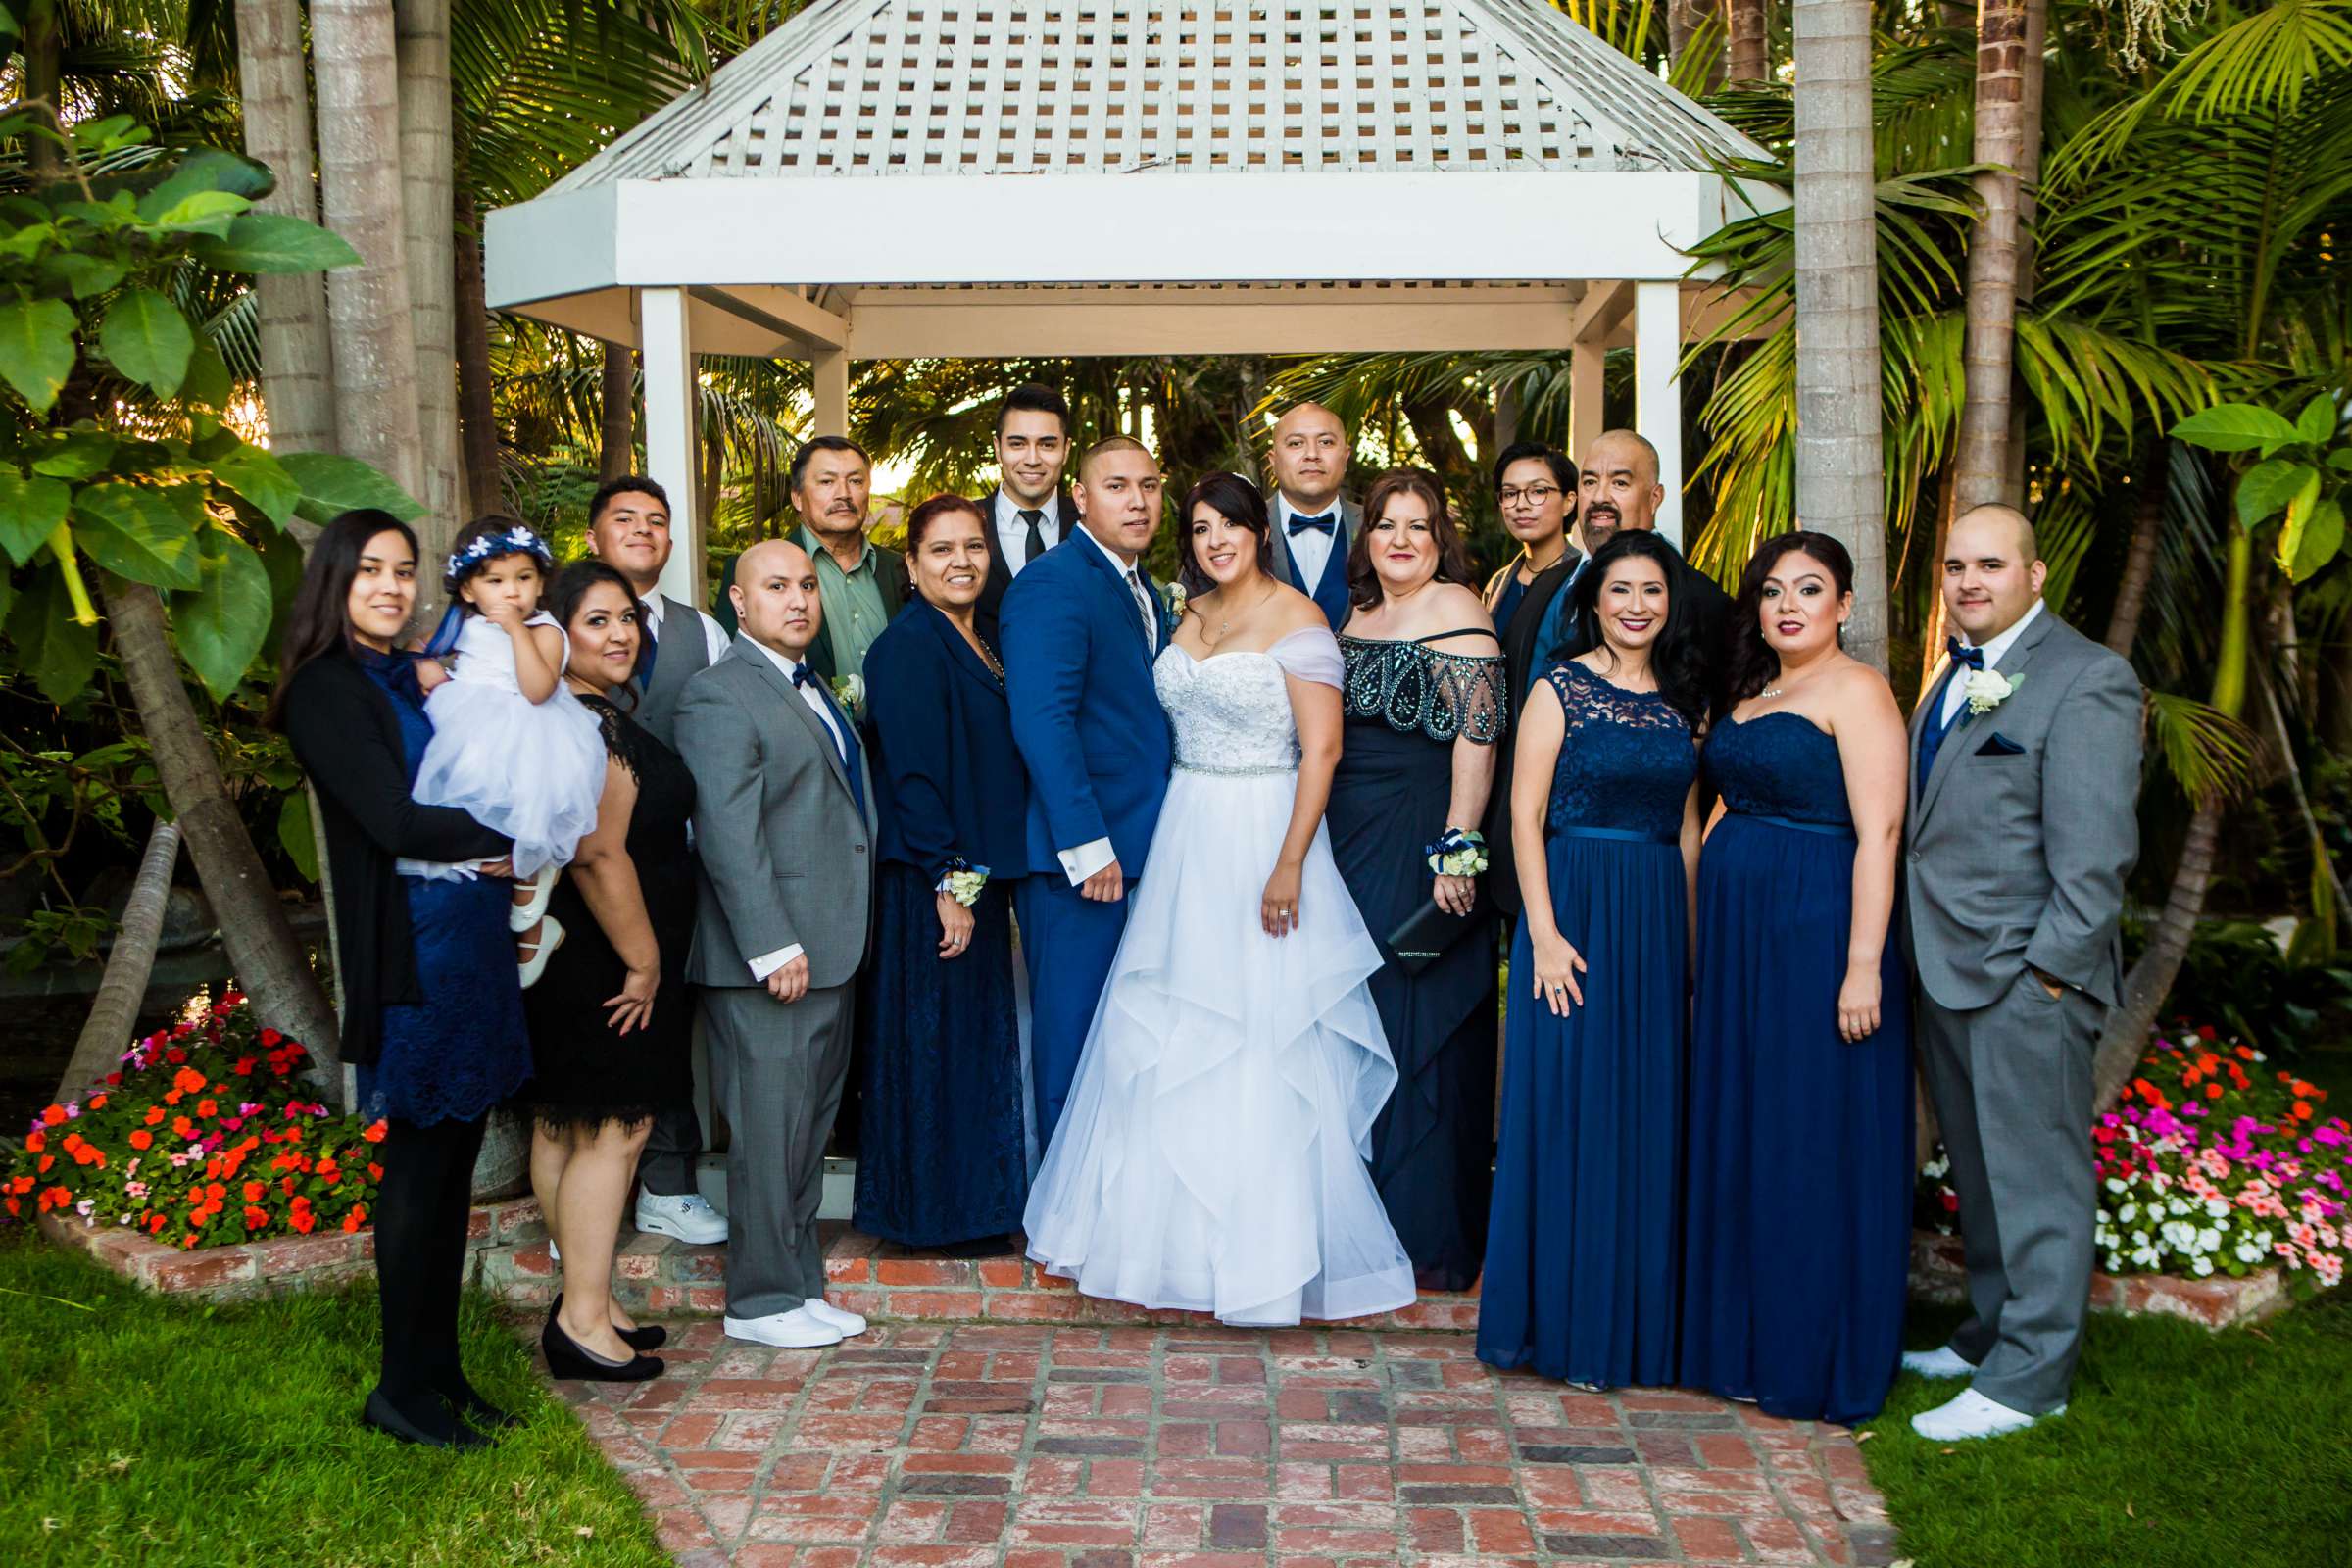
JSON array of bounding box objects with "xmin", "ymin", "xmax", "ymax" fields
[
  {"xmin": 1564, "ymin": 530, "xmax": 1712, "ymax": 728},
  {"xmin": 547, "ymin": 559, "xmax": 649, "ymax": 703},
  {"xmin": 1346, "ymin": 467, "xmax": 1473, "ymax": 611},
  {"xmin": 1721, "ymin": 530, "xmax": 1855, "ymax": 715},
  {"xmin": 1177, "ymin": 472, "xmax": 1273, "ymax": 596}
]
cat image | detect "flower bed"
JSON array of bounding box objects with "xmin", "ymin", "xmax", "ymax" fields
[
  {"xmin": 3, "ymin": 995, "xmax": 383, "ymax": 1250},
  {"xmin": 1918, "ymin": 1026, "xmax": 2348, "ymax": 1294}
]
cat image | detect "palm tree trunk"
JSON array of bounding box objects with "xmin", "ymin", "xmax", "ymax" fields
[
  {"xmin": 58, "ymin": 819, "xmax": 181, "ymax": 1101},
  {"xmin": 395, "ymin": 0, "xmax": 463, "ymax": 578},
  {"xmin": 24, "ymin": 0, "xmax": 64, "ymax": 180},
  {"xmin": 233, "ymin": 0, "xmax": 338, "ymax": 461},
  {"xmin": 1727, "ymin": 0, "xmax": 1770, "ymax": 85},
  {"xmin": 103, "ymin": 581, "xmax": 343, "ymax": 1078},
  {"xmin": 1953, "ymin": 0, "xmax": 2045, "ymax": 514},
  {"xmin": 2103, "ymin": 439, "xmax": 2169, "ymax": 658},
  {"xmin": 454, "ymin": 185, "xmax": 502, "ymax": 517},
  {"xmin": 601, "ymin": 343, "xmax": 637, "ymax": 479},
  {"xmin": 1916, "ymin": 464, "xmax": 1959, "ymax": 701},
  {"xmin": 311, "ymin": 0, "xmax": 427, "ymax": 547},
  {"xmin": 1790, "ymin": 0, "xmax": 1888, "ymax": 673}
]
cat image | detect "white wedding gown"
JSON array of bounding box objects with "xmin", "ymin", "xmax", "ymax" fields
[{"xmin": 1023, "ymin": 625, "xmax": 1417, "ymax": 1326}]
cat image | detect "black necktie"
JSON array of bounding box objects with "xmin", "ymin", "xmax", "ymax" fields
[
  {"xmin": 1019, "ymin": 508, "xmax": 1047, "ymax": 564},
  {"xmin": 637, "ymin": 604, "xmax": 658, "ymax": 689},
  {"xmin": 1945, "ymin": 636, "xmax": 1985, "ymax": 670}
]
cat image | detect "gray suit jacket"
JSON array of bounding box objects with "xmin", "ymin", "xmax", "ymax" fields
[
  {"xmin": 1903, "ymin": 609, "xmax": 2142, "ymax": 1010},
  {"xmin": 675, "ymin": 635, "xmax": 878, "ymax": 992},
  {"xmin": 1264, "ymin": 494, "xmax": 1360, "ymax": 596}
]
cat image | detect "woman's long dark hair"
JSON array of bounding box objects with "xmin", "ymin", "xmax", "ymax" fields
[
  {"xmin": 1721, "ymin": 530, "xmax": 1855, "ymax": 714},
  {"xmin": 547, "ymin": 559, "xmax": 649, "ymax": 704},
  {"xmin": 1346, "ymin": 467, "xmax": 1474, "ymax": 611},
  {"xmin": 266, "ymin": 509, "xmax": 416, "ymax": 729},
  {"xmin": 1566, "ymin": 530, "xmax": 1711, "ymax": 728},
  {"xmin": 1177, "ymin": 472, "xmax": 1272, "ymax": 596}
]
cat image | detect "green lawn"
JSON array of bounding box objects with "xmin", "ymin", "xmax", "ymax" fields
[
  {"xmin": 0, "ymin": 1237, "xmax": 664, "ymax": 1567},
  {"xmin": 1867, "ymin": 1292, "xmax": 2352, "ymax": 1568}
]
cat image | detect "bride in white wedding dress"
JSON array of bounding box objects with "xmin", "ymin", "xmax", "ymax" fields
[{"xmin": 1023, "ymin": 474, "xmax": 1416, "ymax": 1327}]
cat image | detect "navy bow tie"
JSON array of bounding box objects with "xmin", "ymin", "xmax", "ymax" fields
[
  {"xmin": 791, "ymin": 662, "xmax": 814, "ymax": 687},
  {"xmin": 1945, "ymin": 636, "xmax": 1985, "ymax": 671},
  {"xmin": 1288, "ymin": 513, "xmax": 1337, "ymax": 537}
]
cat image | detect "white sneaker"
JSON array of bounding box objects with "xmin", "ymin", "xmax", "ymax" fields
[
  {"xmin": 1900, "ymin": 1344, "xmax": 1975, "ymax": 1379},
  {"xmin": 636, "ymin": 1191, "xmax": 728, "ymax": 1245},
  {"xmin": 1909, "ymin": 1387, "xmax": 2061, "ymax": 1441},
  {"xmin": 723, "ymin": 1305, "xmax": 843, "ymax": 1349},
  {"xmin": 804, "ymin": 1298, "xmax": 868, "ymax": 1337}
]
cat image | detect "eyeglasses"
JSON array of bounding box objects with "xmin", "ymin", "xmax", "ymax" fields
[{"xmin": 1497, "ymin": 484, "xmax": 1561, "ymax": 507}]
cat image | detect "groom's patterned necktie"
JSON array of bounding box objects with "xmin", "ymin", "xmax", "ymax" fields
[{"xmin": 1126, "ymin": 568, "xmax": 1157, "ymax": 653}]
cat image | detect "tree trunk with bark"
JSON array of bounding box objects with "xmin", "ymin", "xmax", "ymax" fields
[
  {"xmin": 395, "ymin": 0, "xmax": 463, "ymax": 577},
  {"xmin": 1953, "ymin": 0, "xmax": 2046, "ymax": 514},
  {"xmin": 601, "ymin": 343, "xmax": 637, "ymax": 479},
  {"xmin": 104, "ymin": 581, "xmax": 343, "ymax": 1075},
  {"xmin": 2103, "ymin": 440, "xmax": 2170, "ymax": 658},
  {"xmin": 24, "ymin": 0, "xmax": 65, "ymax": 180},
  {"xmin": 1791, "ymin": 0, "xmax": 1889, "ymax": 673},
  {"xmin": 59, "ymin": 819, "xmax": 181, "ymax": 1101},
  {"xmin": 453, "ymin": 184, "xmax": 503, "ymax": 517},
  {"xmin": 1728, "ymin": 0, "xmax": 1770, "ymax": 85},
  {"xmin": 233, "ymin": 0, "xmax": 339, "ymax": 460}
]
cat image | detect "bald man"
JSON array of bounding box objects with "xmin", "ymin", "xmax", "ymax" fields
[
  {"xmin": 1551, "ymin": 429, "xmax": 1732, "ymax": 666},
  {"xmin": 677, "ymin": 539, "xmax": 879, "ymax": 1350},
  {"xmin": 1903, "ymin": 504, "xmax": 2141, "ymax": 1441},
  {"xmin": 1264, "ymin": 402, "xmax": 1360, "ymax": 631}
]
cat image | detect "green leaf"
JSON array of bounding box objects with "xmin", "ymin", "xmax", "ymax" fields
[
  {"xmin": 2235, "ymin": 459, "xmax": 2318, "ymax": 531},
  {"xmin": 30, "ymin": 429, "xmax": 119, "ymax": 480},
  {"xmin": 191, "ymin": 213, "xmax": 363, "ymax": 275},
  {"xmin": 211, "ymin": 443, "xmax": 302, "ymax": 529},
  {"xmin": 98, "ymin": 287, "xmax": 194, "ymax": 398},
  {"xmin": 71, "ymin": 482, "xmax": 205, "ymax": 590},
  {"xmin": 0, "ymin": 570, "xmax": 14, "ymax": 629},
  {"xmin": 279, "ymin": 450, "xmax": 424, "ymax": 525},
  {"xmin": 5, "ymin": 569, "xmax": 102, "ymax": 704},
  {"xmin": 50, "ymin": 248, "xmax": 130, "ymax": 299},
  {"xmin": 172, "ymin": 527, "xmax": 273, "ymax": 701},
  {"xmin": 2296, "ymin": 394, "xmax": 2338, "ymax": 446},
  {"xmin": 0, "ymin": 297, "xmax": 78, "ymax": 413},
  {"xmin": 2171, "ymin": 404, "xmax": 2304, "ymax": 455},
  {"xmin": 147, "ymin": 188, "xmax": 249, "ymax": 237},
  {"xmin": 2280, "ymin": 498, "xmax": 2344, "ymax": 584},
  {"xmin": 179, "ymin": 342, "xmax": 231, "ymax": 411},
  {"xmin": 134, "ymin": 149, "xmax": 273, "ymax": 221},
  {"xmin": 0, "ymin": 467, "xmax": 71, "ymax": 564},
  {"xmin": 277, "ymin": 790, "xmax": 319, "ymax": 883}
]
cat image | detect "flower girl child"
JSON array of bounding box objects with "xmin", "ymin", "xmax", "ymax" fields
[{"xmin": 407, "ymin": 518, "xmax": 606, "ymax": 985}]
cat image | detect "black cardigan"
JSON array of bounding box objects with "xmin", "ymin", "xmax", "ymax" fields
[
  {"xmin": 278, "ymin": 650, "xmax": 512, "ymax": 1066},
  {"xmin": 1481, "ymin": 550, "xmax": 1583, "ymax": 920}
]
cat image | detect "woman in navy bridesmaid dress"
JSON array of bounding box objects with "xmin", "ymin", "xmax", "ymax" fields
[
  {"xmin": 1479, "ymin": 532, "xmax": 1706, "ymax": 1387},
  {"xmin": 1682, "ymin": 530, "xmax": 1914, "ymax": 1425}
]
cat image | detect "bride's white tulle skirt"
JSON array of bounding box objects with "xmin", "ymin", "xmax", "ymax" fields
[{"xmin": 1023, "ymin": 766, "xmax": 1418, "ymax": 1326}]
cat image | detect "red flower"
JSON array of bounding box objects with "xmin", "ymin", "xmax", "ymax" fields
[
  {"xmin": 147, "ymin": 1213, "xmax": 167, "ymax": 1234},
  {"xmin": 143, "ymin": 1105, "xmax": 165, "ymax": 1126},
  {"xmin": 233, "ymin": 1056, "xmax": 257, "ymax": 1076},
  {"xmin": 40, "ymin": 1105, "xmax": 66, "ymax": 1127},
  {"xmin": 290, "ymin": 1208, "xmax": 316, "ymax": 1236},
  {"xmin": 128, "ymin": 1130, "xmax": 152, "ymax": 1151},
  {"xmin": 23, "ymin": 1130, "xmax": 42, "ymax": 1153},
  {"xmin": 361, "ymin": 1121, "xmax": 387, "ymax": 1145},
  {"xmin": 344, "ymin": 1205, "xmax": 367, "ymax": 1233},
  {"xmin": 242, "ymin": 1181, "xmax": 266, "ymax": 1202},
  {"xmin": 88, "ymin": 1094, "xmax": 107, "ymax": 1110},
  {"xmin": 196, "ymin": 1099, "xmax": 218, "ymax": 1118},
  {"xmin": 259, "ymin": 1027, "xmax": 282, "ymax": 1047},
  {"xmin": 243, "ymin": 1206, "xmax": 269, "ymax": 1231},
  {"xmin": 367, "ymin": 1162, "xmax": 383, "ymax": 1182},
  {"xmin": 172, "ymin": 1067, "xmax": 205, "ymax": 1095},
  {"xmin": 36, "ymin": 1155, "xmax": 53, "ymax": 1174}
]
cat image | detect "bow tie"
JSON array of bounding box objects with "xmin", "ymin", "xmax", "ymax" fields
[
  {"xmin": 790, "ymin": 662, "xmax": 815, "ymax": 688},
  {"xmin": 1288, "ymin": 513, "xmax": 1337, "ymax": 537},
  {"xmin": 1945, "ymin": 636, "xmax": 1985, "ymax": 671}
]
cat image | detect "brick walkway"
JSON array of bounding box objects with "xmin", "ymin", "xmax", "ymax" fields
[{"xmin": 549, "ymin": 1317, "xmax": 1898, "ymax": 1567}]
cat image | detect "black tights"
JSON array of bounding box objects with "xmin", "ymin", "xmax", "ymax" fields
[{"xmin": 374, "ymin": 1115, "xmax": 488, "ymax": 1430}]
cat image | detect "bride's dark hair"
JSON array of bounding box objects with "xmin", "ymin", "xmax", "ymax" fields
[{"xmin": 1177, "ymin": 472, "xmax": 1272, "ymax": 596}]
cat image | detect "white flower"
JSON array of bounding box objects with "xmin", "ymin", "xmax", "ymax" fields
[
  {"xmin": 2167, "ymin": 1197, "xmax": 2191, "ymax": 1217},
  {"xmin": 830, "ymin": 672, "xmax": 866, "ymax": 711},
  {"xmin": 940, "ymin": 865, "xmax": 990, "ymax": 907},
  {"xmin": 2119, "ymin": 1201, "xmax": 2139, "ymax": 1223},
  {"xmin": 2192, "ymin": 1254, "xmax": 2215, "ymax": 1277},
  {"xmin": 1161, "ymin": 580, "xmax": 1189, "ymax": 617},
  {"xmin": 1964, "ymin": 667, "xmax": 2023, "ymax": 714},
  {"xmin": 2234, "ymin": 1238, "xmax": 2267, "ymax": 1263},
  {"xmin": 2204, "ymin": 1197, "xmax": 2230, "ymax": 1219},
  {"xmin": 2105, "ymin": 1177, "xmax": 2128, "ymax": 1194}
]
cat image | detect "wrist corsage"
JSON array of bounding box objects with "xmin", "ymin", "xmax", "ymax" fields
[
  {"xmin": 936, "ymin": 858, "xmax": 990, "ymax": 907},
  {"xmin": 1424, "ymin": 828, "xmax": 1489, "ymax": 878}
]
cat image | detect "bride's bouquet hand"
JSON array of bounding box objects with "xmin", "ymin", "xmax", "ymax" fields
[
  {"xmin": 1260, "ymin": 858, "xmax": 1303, "ymax": 939},
  {"xmin": 1530, "ymin": 929, "xmax": 1587, "ymax": 1017}
]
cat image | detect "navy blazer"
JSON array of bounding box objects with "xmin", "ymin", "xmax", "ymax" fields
[
  {"xmin": 864, "ymin": 602, "xmax": 1031, "ymax": 880},
  {"xmin": 1000, "ymin": 529, "xmax": 1175, "ymax": 879}
]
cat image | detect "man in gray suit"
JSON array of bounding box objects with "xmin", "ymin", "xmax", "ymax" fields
[
  {"xmin": 586, "ymin": 474, "xmax": 730, "ymax": 1247},
  {"xmin": 676, "ymin": 539, "xmax": 878, "ymax": 1349},
  {"xmin": 1262, "ymin": 401, "xmax": 1359, "ymax": 632},
  {"xmin": 1902, "ymin": 503, "xmax": 2141, "ymax": 1441}
]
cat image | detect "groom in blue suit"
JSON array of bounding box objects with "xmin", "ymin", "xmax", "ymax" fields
[{"xmin": 1001, "ymin": 436, "xmax": 1176, "ymax": 1143}]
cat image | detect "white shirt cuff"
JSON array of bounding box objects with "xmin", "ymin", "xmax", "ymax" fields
[
  {"xmin": 1058, "ymin": 838, "xmax": 1115, "ymax": 886},
  {"xmin": 748, "ymin": 943, "xmax": 804, "ymax": 981}
]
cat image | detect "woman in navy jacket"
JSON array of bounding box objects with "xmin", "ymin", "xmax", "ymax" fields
[{"xmin": 855, "ymin": 494, "xmax": 1033, "ymax": 1251}]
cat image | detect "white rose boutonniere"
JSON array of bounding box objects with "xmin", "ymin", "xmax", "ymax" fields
[
  {"xmin": 1161, "ymin": 579, "xmax": 1188, "ymax": 619},
  {"xmin": 829, "ymin": 672, "xmax": 866, "ymax": 712},
  {"xmin": 1963, "ymin": 667, "xmax": 2022, "ymax": 715}
]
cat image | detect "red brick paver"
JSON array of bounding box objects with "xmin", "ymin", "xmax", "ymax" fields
[{"xmin": 546, "ymin": 1322, "xmax": 1897, "ymax": 1567}]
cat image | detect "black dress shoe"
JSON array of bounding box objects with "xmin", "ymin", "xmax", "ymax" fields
[
  {"xmin": 541, "ymin": 1314, "xmax": 664, "ymax": 1383},
  {"xmin": 552, "ymin": 1293, "xmax": 666, "ymax": 1350},
  {"xmin": 363, "ymin": 1388, "xmax": 489, "ymax": 1450},
  {"xmin": 934, "ymin": 1233, "xmax": 1018, "ymax": 1259}
]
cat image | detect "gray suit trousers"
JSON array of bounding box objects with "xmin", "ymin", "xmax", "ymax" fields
[
  {"xmin": 701, "ymin": 981, "xmax": 855, "ymax": 1318},
  {"xmin": 1918, "ymin": 971, "xmax": 2101, "ymax": 1414}
]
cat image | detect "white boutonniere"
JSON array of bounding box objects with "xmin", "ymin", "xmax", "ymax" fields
[
  {"xmin": 1160, "ymin": 580, "xmax": 1188, "ymax": 619},
  {"xmin": 829, "ymin": 672, "xmax": 866, "ymax": 711},
  {"xmin": 1963, "ymin": 667, "xmax": 2022, "ymax": 715}
]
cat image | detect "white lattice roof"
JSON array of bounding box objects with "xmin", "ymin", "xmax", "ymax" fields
[{"xmin": 551, "ymin": 0, "xmax": 1761, "ymax": 191}]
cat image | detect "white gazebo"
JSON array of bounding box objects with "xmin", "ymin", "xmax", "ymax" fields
[{"xmin": 485, "ymin": 0, "xmax": 1774, "ymax": 601}]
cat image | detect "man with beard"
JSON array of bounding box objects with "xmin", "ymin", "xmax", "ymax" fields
[{"xmin": 1555, "ymin": 429, "xmax": 1732, "ymax": 667}]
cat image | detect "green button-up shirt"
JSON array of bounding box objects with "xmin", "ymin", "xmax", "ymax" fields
[{"xmin": 796, "ymin": 526, "xmax": 891, "ymax": 680}]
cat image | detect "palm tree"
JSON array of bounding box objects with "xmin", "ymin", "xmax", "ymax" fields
[
  {"xmin": 233, "ymin": 0, "xmax": 337, "ymax": 458},
  {"xmin": 1952, "ymin": 0, "xmax": 2046, "ymax": 514}
]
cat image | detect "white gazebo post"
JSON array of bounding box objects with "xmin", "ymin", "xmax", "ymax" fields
[
  {"xmin": 639, "ymin": 286, "xmax": 701, "ymax": 603},
  {"xmin": 1635, "ymin": 280, "xmax": 1686, "ymax": 547},
  {"xmin": 810, "ymin": 347, "xmax": 851, "ymax": 438}
]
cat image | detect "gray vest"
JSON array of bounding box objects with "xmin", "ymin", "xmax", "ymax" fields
[{"xmin": 635, "ymin": 593, "xmax": 712, "ymax": 749}]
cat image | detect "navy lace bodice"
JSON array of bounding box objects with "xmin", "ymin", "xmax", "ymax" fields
[
  {"xmin": 1704, "ymin": 711, "xmax": 1853, "ymax": 831},
  {"xmin": 1541, "ymin": 662, "xmax": 1696, "ymax": 840}
]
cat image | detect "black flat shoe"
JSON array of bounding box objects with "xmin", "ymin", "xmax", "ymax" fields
[
  {"xmin": 363, "ymin": 1388, "xmax": 489, "ymax": 1450},
  {"xmin": 541, "ymin": 1315, "xmax": 664, "ymax": 1383},
  {"xmin": 553, "ymin": 1293, "xmax": 665, "ymax": 1350},
  {"xmin": 449, "ymin": 1388, "xmax": 523, "ymax": 1431}
]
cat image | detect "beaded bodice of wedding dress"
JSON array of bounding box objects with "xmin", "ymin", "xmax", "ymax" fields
[{"xmin": 1153, "ymin": 627, "xmax": 1339, "ymax": 774}]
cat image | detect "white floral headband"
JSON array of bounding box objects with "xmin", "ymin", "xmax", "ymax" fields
[{"xmin": 446, "ymin": 524, "xmax": 552, "ymax": 581}]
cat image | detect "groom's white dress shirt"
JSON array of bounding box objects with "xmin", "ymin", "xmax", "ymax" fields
[
  {"xmin": 744, "ymin": 638, "xmax": 852, "ymax": 981},
  {"xmin": 1058, "ymin": 524, "xmax": 1156, "ymax": 887},
  {"xmin": 1937, "ymin": 598, "xmax": 2045, "ymax": 729}
]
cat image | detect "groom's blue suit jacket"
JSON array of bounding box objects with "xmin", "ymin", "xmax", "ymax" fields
[{"xmin": 1000, "ymin": 530, "xmax": 1175, "ymax": 881}]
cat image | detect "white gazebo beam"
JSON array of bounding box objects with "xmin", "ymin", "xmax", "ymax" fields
[
  {"xmin": 1568, "ymin": 281, "xmax": 1632, "ymax": 466},
  {"xmin": 1634, "ymin": 280, "xmax": 1687, "ymax": 547},
  {"xmin": 810, "ymin": 348, "xmax": 851, "ymax": 437},
  {"xmin": 639, "ymin": 286, "xmax": 702, "ymax": 604},
  {"xmin": 687, "ymin": 284, "xmax": 849, "ymax": 352}
]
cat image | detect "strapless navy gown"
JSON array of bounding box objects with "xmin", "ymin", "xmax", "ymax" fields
[
  {"xmin": 1681, "ymin": 713, "xmax": 1913, "ymax": 1424},
  {"xmin": 1478, "ymin": 663, "xmax": 1695, "ymax": 1385}
]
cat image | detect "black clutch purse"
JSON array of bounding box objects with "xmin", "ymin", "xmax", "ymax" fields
[{"xmin": 1385, "ymin": 892, "xmax": 1480, "ymax": 974}]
